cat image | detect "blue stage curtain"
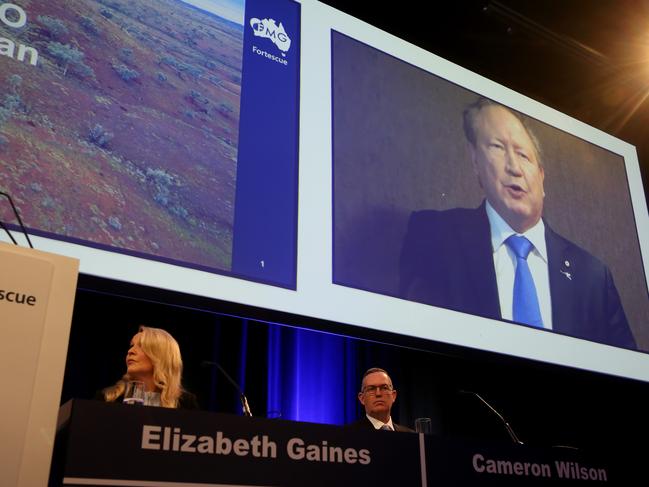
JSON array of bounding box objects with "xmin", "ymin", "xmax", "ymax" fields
[
  {"xmin": 266, "ymin": 325, "xmax": 359, "ymax": 425},
  {"xmin": 238, "ymin": 319, "xmax": 249, "ymax": 404}
]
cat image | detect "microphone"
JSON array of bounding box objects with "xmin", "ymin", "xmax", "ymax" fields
[
  {"xmin": 0, "ymin": 219, "xmax": 17, "ymax": 245},
  {"xmin": 202, "ymin": 360, "xmax": 252, "ymax": 417},
  {"xmin": 459, "ymin": 390, "xmax": 524, "ymax": 445},
  {"xmin": 0, "ymin": 190, "xmax": 33, "ymax": 248}
]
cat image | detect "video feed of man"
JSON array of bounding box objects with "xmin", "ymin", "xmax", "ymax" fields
[{"xmin": 332, "ymin": 31, "xmax": 649, "ymax": 352}]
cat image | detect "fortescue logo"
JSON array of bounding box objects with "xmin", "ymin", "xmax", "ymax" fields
[
  {"xmin": 0, "ymin": 289, "xmax": 37, "ymax": 306},
  {"xmin": 250, "ymin": 17, "xmax": 291, "ymax": 56}
]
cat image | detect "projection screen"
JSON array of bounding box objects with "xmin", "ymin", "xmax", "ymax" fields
[{"xmin": 1, "ymin": 0, "xmax": 648, "ymax": 381}]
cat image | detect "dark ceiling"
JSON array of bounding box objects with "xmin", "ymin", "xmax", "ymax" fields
[{"xmin": 319, "ymin": 0, "xmax": 649, "ymax": 207}]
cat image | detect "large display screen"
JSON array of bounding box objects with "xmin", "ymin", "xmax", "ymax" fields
[
  {"xmin": 1, "ymin": 0, "xmax": 648, "ymax": 381},
  {"xmin": 0, "ymin": 0, "xmax": 300, "ymax": 288},
  {"xmin": 332, "ymin": 31, "xmax": 645, "ymax": 352}
]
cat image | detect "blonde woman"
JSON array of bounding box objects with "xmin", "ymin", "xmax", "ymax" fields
[{"xmin": 100, "ymin": 326, "xmax": 198, "ymax": 409}]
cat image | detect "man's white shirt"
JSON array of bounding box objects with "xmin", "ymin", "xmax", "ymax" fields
[
  {"xmin": 486, "ymin": 201, "xmax": 553, "ymax": 330},
  {"xmin": 366, "ymin": 414, "xmax": 395, "ymax": 431}
]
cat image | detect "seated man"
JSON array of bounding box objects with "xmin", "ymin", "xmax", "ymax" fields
[{"xmin": 348, "ymin": 367, "xmax": 413, "ymax": 432}]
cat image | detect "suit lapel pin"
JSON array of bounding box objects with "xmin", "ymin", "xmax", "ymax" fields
[{"xmin": 560, "ymin": 270, "xmax": 572, "ymax": 280}]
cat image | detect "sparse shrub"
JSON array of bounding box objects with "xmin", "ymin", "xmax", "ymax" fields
[
  {"xmin": 118, "ymin": 48, "xmax": 133, "ymax": 62},
  {"xmin": 75, "ymin": 62, "xmax": 95, "ymax": 79},
  {"xmin": 3, "ymin": 94, "xmax": 22, "ymax": 112},
  {"xmin": 155, "ymin": 71, "xmax": 167, "ymax": 82},
  {"xmin": 205, "ymin": 60, "xmax": 217, "ymax": 70},
  {"xmin": 41, "ymin": 196, "xmax": 55, "ymax": 208},
  {"xmin": 0, "ymin": 134, "xmax": 8, "ymax": 148},
  {"xmin": 46, "ymin": 42, "xmax": 95, "ymax": 79},
  {"xmin": 159, "ymin": 55, "xmax": 178, "ymax": 67},
  {"xmin": 158, "ymin": 55, "xmax": 203, "ymax": 80},
  {"xmin": 218, "ymin": 102, "xmax": 233, "ymax": 114},
  {"xmin": 30, "ymin": 182, "xmax": 43, "ymax": 192},
  {"xmin": 112, "ymin": 63, "xmax": 139, "ymax": 82},
  {"xmin": 147, "ymin": 168, "xmax": 186, "ymax": 215},
  {"xmin": 89, "ymin": 124, "xmax": 113, "ymax": 147},
  {"xmin": 184, "ymin": 32, "xmax": 198, "ymax": 48},
  {"xmin": 40, "ymin": 115, "xmax": 54, "ymax": 129},
  {"xmin": 146, "ymin": 168, "xmax": 174, "ymax": 186},
  {"xmin": 184, "ymin": 64, "xmax": 204, "ymax": 80},
  {"xmin": 37, "ymin": 15, "xmax": 69, "ymax": 38},
  {"xmin": 7, "ymin": 74, "xmax": 22, "ymax": 94},
  {"xmin": 0, "ymin": 107, "xmax": 11, "ymax": 127},
  {"xmin": 46, "ymin": 42, "xmax": 83, "ymax": 75},
  {"xmin": 153, "ymin": 193, "xmax": 168, "ymax": 206},
  {"xmin": 47, "ymin": 42, "xmax": 84, "ymax": 64},
  {"xmin": 79, "ymin": 16, "xmax": 99, "ymax": 35},
  {"xmin": 100, "ymin": 9, "xmax": 113, "ymax": 19},
  {"xmin": 170, "ymin": 205, "xmax": 189, "ymax": 219},
  {"xmin": 108, "ymin": 216, "xmax": 122, "ymax": 230},
  {"xmin": 189, "ymin": 90, "xmax": 209, "ymax": 107}
]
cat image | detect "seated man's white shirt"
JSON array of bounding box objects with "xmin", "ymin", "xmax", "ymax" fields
[{"xmin": 366, "ymin": 414, "xmax": 395, "ymax": 431}]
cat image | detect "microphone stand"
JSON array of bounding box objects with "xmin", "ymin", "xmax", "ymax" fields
[
  {"xmin": 459, "ymin": 390, "xmax": 524, "ymax": 445},
  {"xmin": 0, "ymin": 219, "xmax": 18, "ymax": 245},
  {"xmin": 0, "ymin": 190, "xmax": 33, "ymax": 248},
  {"xmin": 202, "ymin": 360, "xmax": 252, "ymax": 417}
]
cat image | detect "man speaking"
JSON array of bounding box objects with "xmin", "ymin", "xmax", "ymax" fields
[{"xmin": 399, "ymin": 97, "xmax": 636, "ymax": 349}]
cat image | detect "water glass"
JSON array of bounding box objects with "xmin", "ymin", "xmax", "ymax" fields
[
  {"xmin": 123, "ymin": 380, "xmax": 145, "ymax": 405},
  {"xmin": 415, "ymin": 417, "xmax": 432, "ymax": 434}
]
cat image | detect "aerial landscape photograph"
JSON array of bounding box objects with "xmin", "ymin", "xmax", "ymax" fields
[{"xmin": 0, "ymin": 0, "xmax": 245, "ymax": 273}]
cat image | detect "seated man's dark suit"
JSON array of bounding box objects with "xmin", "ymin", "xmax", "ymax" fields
[
  {"xmin": 399, "ymin": 203, "xmax": 636, "ymax": 349},
  {"xmin": 347, "ymin": 416, "xmax": 414, "ymax": 433}
]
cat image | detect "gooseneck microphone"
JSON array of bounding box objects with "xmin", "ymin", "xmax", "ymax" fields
[
  {"xmin": 459, "ymin": 390, "xmax": 524, "ymax": 445},
  {"xmin": 202, "ymin": 360, "xmax": 252, "ymax": 417},
  {"xmin": 0, "ymin": 219, "xmax": 17, "ymax": 245},
  {"xmin": 0, "ymin": 190, "xmax": 33, "ymax": 248}
]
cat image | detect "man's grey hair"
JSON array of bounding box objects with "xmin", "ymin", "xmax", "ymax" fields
[
  {"xmin": 360, "ymin": 367, "xmax": 393, "ymax": 391},
  {"xmin": 462, "ymin": 97, "xmax": 543, "ymax": 166}
]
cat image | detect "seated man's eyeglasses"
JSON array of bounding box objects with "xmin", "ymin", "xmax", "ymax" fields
[{"xmin": 363, "ymin": 384, "xmax": 393, "ymax": 395}]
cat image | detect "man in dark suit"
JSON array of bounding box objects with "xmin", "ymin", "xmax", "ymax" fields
[
  {"xmin": 399, "ymin": 98, "xmax": 635, "ymax": 349},
  {"xmin": 348, "ymin": 367, "xmax": 414, "ymax": 432}
]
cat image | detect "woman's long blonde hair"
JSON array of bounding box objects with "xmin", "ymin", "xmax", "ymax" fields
[{"xmin": 102, "ymin": 326, "xmax": 184, "ymax": 408}]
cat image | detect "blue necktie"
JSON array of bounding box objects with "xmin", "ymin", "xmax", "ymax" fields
[{"xmin": 505, "ymin": 235, "xmax": 543, "ymax": 328}]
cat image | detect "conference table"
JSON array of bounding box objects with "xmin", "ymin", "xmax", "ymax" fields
[{"xmin": 53, "ymin": 400, "xmax": 632, "ymax": 486}]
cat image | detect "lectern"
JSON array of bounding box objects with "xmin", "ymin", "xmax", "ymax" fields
[{"xmin": 0, "ymin": 242, "xmax": 78, "ymax": 487}]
